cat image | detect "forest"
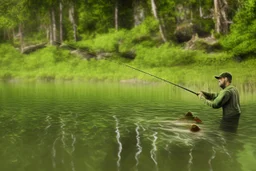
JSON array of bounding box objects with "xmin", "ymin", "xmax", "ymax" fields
[{"xmin": 0, "ymin": 0, "xmax": 255, "ymax": 83}]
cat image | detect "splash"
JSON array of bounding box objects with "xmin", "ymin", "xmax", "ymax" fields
[
  {"xmin": 208, "ymin": 146, "xmax": 216, "ymax": 171},
  {"xmin": 135, "ymin": 123, "xmax": 142, "ymax": 167},
  {"xmin": 113, "ymin": 115, "xmax": 122, "ymax": 171},
  {"xmin": 150, "ymin": 132, "xmax": 158, "ymax": 168},
  {"xmin": 188, "ymin": 147, "xmax": 193, "ymax": 171}
]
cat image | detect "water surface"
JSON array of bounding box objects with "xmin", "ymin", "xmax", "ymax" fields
[{"xmin": 0, "ymin": 82, "xmax": 255, "ymax": 171}]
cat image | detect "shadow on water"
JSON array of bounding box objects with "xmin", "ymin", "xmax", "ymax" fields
[{"xmin": 0, "ymin": 82, "xmax": 255, "ymax": 171}]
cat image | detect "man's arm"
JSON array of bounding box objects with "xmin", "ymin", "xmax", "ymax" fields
[
  {"xmin": 201, "ymin": 91, "xmax": 218, "ymax": 100},
  {"xmin": 201, "ymin": 91, "xmax": 231, "ymax": 109}
]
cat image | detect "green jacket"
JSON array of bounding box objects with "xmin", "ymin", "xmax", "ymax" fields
[{"xmin": 202, "ymin": 85, "xmax": 241, "ymax": 119}]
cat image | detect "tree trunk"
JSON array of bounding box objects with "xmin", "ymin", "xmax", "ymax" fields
[
  {"xmin": 115, "ymin": 0, "xmax": 118, "ymax": 30},
  {"xmin": 150, "ymin": 0, "xmax": 167, "ymax": 42},
  {"xmin": 59, "ymin": 1, "xmax": 63, "ymax": 43},
  {"xmin": 199, "ymin": 6, "xmax": 203, "ymax": 18},
  {"xmin": 214, "ymin": 0, "xmax": 229, "ymax": 34},
  {"xmin": 214, "ymin": 0, "xmax": 221, "ymax": 33},
  {"xmin": 49, "ymin": 10, "xmax": 53, "ymax": 45},
  {"xmin": 12, "ymin": 29, "xmax": 15, "ymax": 41},
  {"xmin": 46, "ymin": 27, "xmax": 50, "ymax": 41},
  {"xmin": 133, "ymin": 0, "xmax": 145, "ymax": 26},
  {"xmin": 190, "ymin": 8, "xmax": 193, "ymax": 21},
  {"xmin": 69, "ymin": 3, "xmax": 77, "ymax": 42},
  {"xmin": 220, "ymin": 0, "xmax": 229, "ymax": 34},
  {"xmin": 19, "ymin": 23, "xmax": 24, "ymax": 53},
  {"xmin": 51, "ymin": 8, "xmax": 57, "ymax": 43}
]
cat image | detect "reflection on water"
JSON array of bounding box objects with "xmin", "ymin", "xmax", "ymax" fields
[
  {"xmin": 0, "ymin": 82, "xmax": 255, "ymax": 171},
  {"xmin": 208, "ymin": 146, "xmax": 216, "ymax": 171},
  {"xmin": 150, "ymin": 132, "xmax": 158, "ymax": 169},
  {"xmin": 135, "ymin": 123, "xmax": 142, "ymax": 169},
  {"xmin": 113, "ymin": 115, "xmax": 122, "ymax": 171}
]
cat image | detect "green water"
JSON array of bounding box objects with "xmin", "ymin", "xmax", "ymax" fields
[{"xmin": 0, "ymin": 82, "xmax": 255, "ymax": 171}]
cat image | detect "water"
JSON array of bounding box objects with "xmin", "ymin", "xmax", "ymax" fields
[{"xmin": 0, "ymin": 81, "xmax": 255, "ymax": 171}]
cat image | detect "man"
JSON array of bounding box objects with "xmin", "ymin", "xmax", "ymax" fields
[{"xmin": 198, "ymin": 72, "xmax": 241, "ymax": 132}]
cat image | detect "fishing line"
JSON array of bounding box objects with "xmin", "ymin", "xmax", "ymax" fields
[{"xmin": 114, "ymin": 61, "xmax": 199, "ymax": 96}]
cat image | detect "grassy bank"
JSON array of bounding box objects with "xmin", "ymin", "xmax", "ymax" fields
[{"xmin": 0, "ymin": 42, "xmax": 255, "ymax": 87}]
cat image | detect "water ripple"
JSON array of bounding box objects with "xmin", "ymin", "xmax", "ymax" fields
[
  {"xmin": 150, "ymin": 132, "xmax": 158, "ymax": 169},
  {"xmin": 135, "ymin": 123, "xmax": 142, "ymax": 168},
  {"xmin": 208, "ymin": 146, "xmax": 216, "ymax": 171},
  {"xmin": 113, "ymin": 115, "xmax": 122, "ymax": 171}
]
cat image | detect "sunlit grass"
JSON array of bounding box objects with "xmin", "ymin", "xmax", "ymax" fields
[{"xmin": 0, "ymin": 43, "xmax": 255, "ymax": 86}]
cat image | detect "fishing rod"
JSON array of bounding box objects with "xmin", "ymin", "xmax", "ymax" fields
[
  {"xmin": 115, "ymin": 61, "xmax": 199, "ymax": 96},
  {"xmin": 53, "ymin": 41, "xmax": 198, "ymax": 95}
]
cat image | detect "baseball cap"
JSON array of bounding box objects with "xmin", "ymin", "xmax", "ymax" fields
[{"xmin": 214, "ymin": 72, "xmax": 232, "ymax": 81}]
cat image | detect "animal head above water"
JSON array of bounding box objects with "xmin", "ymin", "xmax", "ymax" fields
[
  {"xmin": 185, "ymin": 112, "xmax": 193, "ymax": 117},
  {"xmin": 190, "ymin": 124, "xmax": 200, "ymax": 132}
]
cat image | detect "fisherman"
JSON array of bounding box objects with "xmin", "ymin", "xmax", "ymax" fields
[{"xmin": 198, "ymin": 72, "xmax": 241, "ymax": 132}]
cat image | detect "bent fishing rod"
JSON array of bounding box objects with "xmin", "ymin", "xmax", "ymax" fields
[
  {"xmin": 115, "ymin": 61, "xmax": 199, "ymax": 96},
  {"xmin": 53, "ymin": 41, "xmax": 198, "ymax": 95}
]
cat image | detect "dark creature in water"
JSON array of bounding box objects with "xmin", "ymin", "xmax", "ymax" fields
[
  {"xmin": 182, "ymin": 112, "xmax": 202, "ymax": 124},
  {"xmin": 181, "ymin": 112, "xmax": 202, "ymax": 132}
]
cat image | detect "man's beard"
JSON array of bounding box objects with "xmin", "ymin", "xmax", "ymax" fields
[{"xmin": 219, "ymin": 82, "xmax": 226, "ymax": 89}]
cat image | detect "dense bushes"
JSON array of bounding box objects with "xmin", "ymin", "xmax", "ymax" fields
[
  {"xmin": 0, "ymin": 42, "xmax": 255, "ymax": 84},
  {"xmin": 0, "ymin": 44, "xmax": 23, "ymax": 69},
  {"xmin": 134, "ymin": 44, "xmax": 198, "ymax": 67},
  {"xmin": 221, "ymin": 0, "xmax": 256, "ymax": 58},
  {"xmin": 71, "ymin": 17, "xmax": 159, "ymax": 53}
]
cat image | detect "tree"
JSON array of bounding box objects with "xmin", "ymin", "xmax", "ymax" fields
[
  {"xmin": 68, "ymin": 0, "xmax": 77, "ymax": 42},
  {"xmin": 115, "ymin": 0, "xmax": 119, "ymax": 30},
  {"xmin": 59, "ymin": 0, "xmax": 63, "ymax": 43},
  {"xmin": 221, "ymin": 0, "xmax": 256, "ymax": 58},
  {"xmin": 214, "ymin": 0, "xmax": 233, "ymax": 34},
  {"xmin": 150, "ymin": 0, "xmax": 167, "ymax": 42},
  {"xmin": 133, "ymin": 0, "xmax": 146, "ymax": 26}
]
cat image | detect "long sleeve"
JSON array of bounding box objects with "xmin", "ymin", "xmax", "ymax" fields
[
  {"xmin": 202, "ymin": 91, "xmax": 231, "ymax": 109},
  {"xmin": 201, "ymin": 91, "xmax": 218, "ymax": 100}
]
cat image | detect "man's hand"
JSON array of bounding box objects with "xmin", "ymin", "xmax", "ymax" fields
[{"xmin": 198, "ymin": 91, "xmax": 205, "ymax": 99}]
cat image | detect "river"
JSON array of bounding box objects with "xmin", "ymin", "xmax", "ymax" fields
[{"xmin": 0, "ymin": 81, "xmax": 255, "ymax": 171}]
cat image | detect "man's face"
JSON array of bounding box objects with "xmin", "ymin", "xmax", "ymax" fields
[{"xmin": 218, "ymin": 77, "xmax": 227, "ymax": 88}]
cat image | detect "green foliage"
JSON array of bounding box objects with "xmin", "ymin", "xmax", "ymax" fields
[
  {"xmin": 134, "ymin": 44, "xmax": 198, "ymax": 67},
  {"xmin": 23, "ymin": 46, "xmax": 74, "ymax": 70},
  {"xmin": 221, "ymin": 0, "xmax": 256, "ymax": 58},
  {"xmin": 73, "ymin": 17, "xmax": 159, "ymax": 53},
  {"xmin": 0, "ymin": 44, "xmax": 23, "ymax": 69},
  {"xmin": 73, "ymin": 30, "xmax": 126, "ymax": 52},
  {"xmin": 0, "ymin": 42, "xmax": 255, "ymax": 85},
  {"xmin": 119, "ymin": 17, "xmax": 159, "ymax": 53}
]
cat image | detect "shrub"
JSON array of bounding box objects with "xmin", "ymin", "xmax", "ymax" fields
[
  {"xmin": 220, "ymin": 0, "xmax": 256, "ymax": 58},
  {"xmin": 0, "ymin": 44, "xmax": 23, "ymax": 70},
  {"xmin": 133, "ymin": 44, "xmax": 198, "ymax": 67}
]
